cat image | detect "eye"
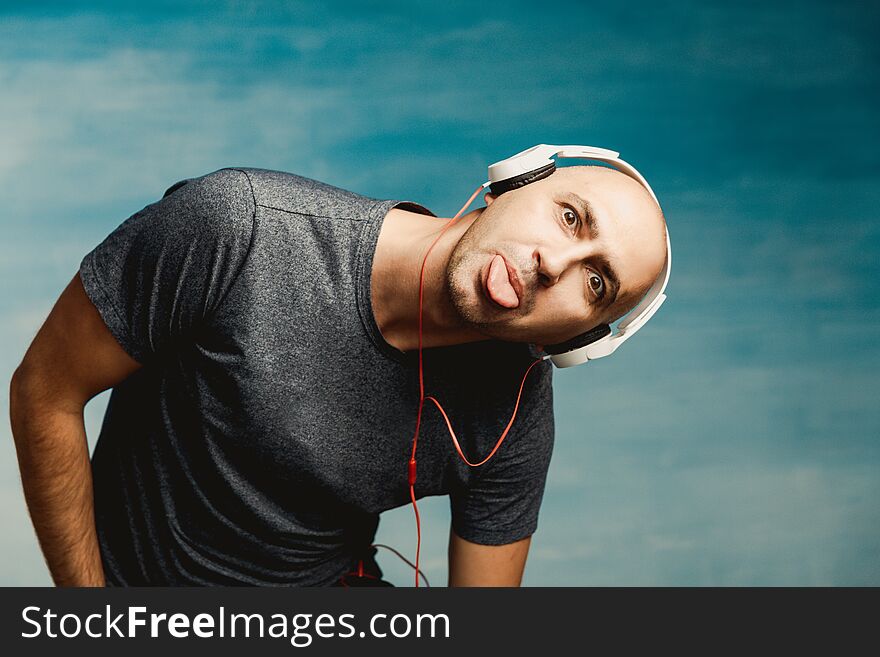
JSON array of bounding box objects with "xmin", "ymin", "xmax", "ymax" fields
[
  {"xmin": 587, "ymin": 270, "xmax": 605, "ymax": 298},
  {"xmin": 561, "ymin": 206, "xmax": 579, "ymax": 231},
  {"xmin": 559, "ymin": 203, "xmax": 605, "ymax": 300}
]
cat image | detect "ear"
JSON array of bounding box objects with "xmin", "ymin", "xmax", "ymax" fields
[{"xmin": 483, "ymin": 191, "xmax": 497, "ymax": 206}]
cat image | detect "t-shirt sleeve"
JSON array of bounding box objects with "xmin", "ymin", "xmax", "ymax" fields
[
  {"xmin": 449, "ymin": 359, "xmax": 555, "ymax": 545},
  {"xmin": 78, "ymin": 167, "xmax": 256, "ymax": 364}
]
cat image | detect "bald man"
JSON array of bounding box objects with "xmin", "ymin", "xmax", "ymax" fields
[
  {"xmin": 10, "ymin": 164, "xmax": 666, "ymax": 588},
  {"xmin": 375, "ymin": 165, "xmax": 667, "ymax": 351}
]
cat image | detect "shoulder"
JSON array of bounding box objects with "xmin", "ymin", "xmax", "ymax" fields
[
  {"xmin": 162, "ymin": 168, "xmax": 254, "ymax": 211},
  {"xmin": 156, "ymin": 168, "xmax": 256, "ymax": 241},
  {"xmin": 223, "ymin": 167, "xmax": 381, "ymax": 219}
]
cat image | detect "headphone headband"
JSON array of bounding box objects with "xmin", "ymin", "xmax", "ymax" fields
[{"xmin": 486, "ymin": 144, "xmax": 671, "ymax": 368}]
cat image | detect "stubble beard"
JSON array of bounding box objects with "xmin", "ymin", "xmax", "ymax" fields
[{"xmin": 444, "ymin": 221, "xmax": 534, "ymax": 342}]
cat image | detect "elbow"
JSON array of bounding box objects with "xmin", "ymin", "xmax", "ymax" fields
[
  {"xmin": 9, "ymin": 364, "xmax": 33, "ymax": 439},
  {"xmin": 10, "ymin": 362, "xmax": 86, "ymax": 428},
  {"xmin": 9, "ymin": 363, "xmax": 58, "ymax": 440},
  {"xmin": 9, "ymin": 364, "xmax": 25, "ymax": 413},
  {"xmin": 9, "ymin": 366, "xmax": 26, "ymax": 446}
]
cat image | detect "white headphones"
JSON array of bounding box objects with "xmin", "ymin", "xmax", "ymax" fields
[{"xmin": 485, "ymin": 144, "xmax": 671, "ymax": 368}]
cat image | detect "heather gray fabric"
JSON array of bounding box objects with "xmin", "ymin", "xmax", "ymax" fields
[{"xmin": 79, "ymin": 166, "xmax": 555, "ymax": 586}]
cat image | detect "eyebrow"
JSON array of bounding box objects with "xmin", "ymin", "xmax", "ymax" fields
[
  {"xmin": 565, "ymin": 191, "xmax": 600, "ymax": 240},
  {"xmin": 562, "ymin": 191, "xmax": 621, "ymax": 308}
]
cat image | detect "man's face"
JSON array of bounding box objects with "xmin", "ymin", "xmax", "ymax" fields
[{"xmin": 445, "ymin": 165, "xmax": 667, "ymax": 346}]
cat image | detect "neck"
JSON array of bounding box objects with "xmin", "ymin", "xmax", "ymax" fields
[{"xmin": 371, "ymin": 205, "xmax": 491, "ymax": 354}]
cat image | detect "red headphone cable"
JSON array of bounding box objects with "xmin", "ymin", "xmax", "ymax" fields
[{"xmin": 406, "ymin": 183, "xmax": 544, "ymax": 587}]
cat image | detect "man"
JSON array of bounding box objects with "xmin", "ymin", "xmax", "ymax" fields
[{"xmin": 9, "ymin": 163, "xmax": 667, "ymax": 587}]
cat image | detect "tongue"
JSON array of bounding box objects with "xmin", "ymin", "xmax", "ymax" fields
[{"xmin": 487, "ymin": 254, "xmax": 519, "ymax": 308}]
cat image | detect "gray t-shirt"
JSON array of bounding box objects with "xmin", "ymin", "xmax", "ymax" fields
[{"xmin": 79, "ymin": 167, "xmax": 555, "ymax": 586}]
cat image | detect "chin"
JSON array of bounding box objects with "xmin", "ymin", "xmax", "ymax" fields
[{"xmin": 446, "ymin": 241, "xmax": 538, "ymax": 339}]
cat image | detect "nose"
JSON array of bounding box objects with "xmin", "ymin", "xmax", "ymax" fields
[{"xmin": 535, "ymin": 246, "xmax": 574, "ymax": 288}]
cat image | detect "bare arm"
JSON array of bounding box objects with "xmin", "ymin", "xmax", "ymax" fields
[
  {"xmin": 9, "ymin": 273, "xmax": 142, "ymax": 586},
  {"xmin": 447, "ymin": 527, "xmax": 532, "ymax": 587}
]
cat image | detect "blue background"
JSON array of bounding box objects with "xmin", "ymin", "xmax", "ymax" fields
[{"xmin": 1, "ymin": 0, "xmax": 878, "ymax": 585}]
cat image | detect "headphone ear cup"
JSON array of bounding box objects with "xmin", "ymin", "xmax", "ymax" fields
[
  {"xmin": 542, "ymin": 323, "xmax": 611, "ymax": 356},
  {"xmin": 489, "ymin": 162, "xmax": 556, "ymax": 196}
]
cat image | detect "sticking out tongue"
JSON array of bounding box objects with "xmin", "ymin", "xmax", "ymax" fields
[{"xmin": 487, "ymin": 254, "xmax": 519, "ymax": 308}]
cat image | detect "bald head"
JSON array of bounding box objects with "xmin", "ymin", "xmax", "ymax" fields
[{"xmin": 556, "ymin": 165, "xmax": 667, "ymax": 325}]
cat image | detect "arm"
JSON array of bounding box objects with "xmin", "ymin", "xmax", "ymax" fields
[
  {"xmin": 9, "ymin": 273, "xmax": 142, "ymax": 586},
  {"xmin": 447, "ymin": 526, "xmax": 532, "ymax": 587},
  {"xmin": 10, "ymin": 168, "xmax": 255, "ymax": 587}
]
